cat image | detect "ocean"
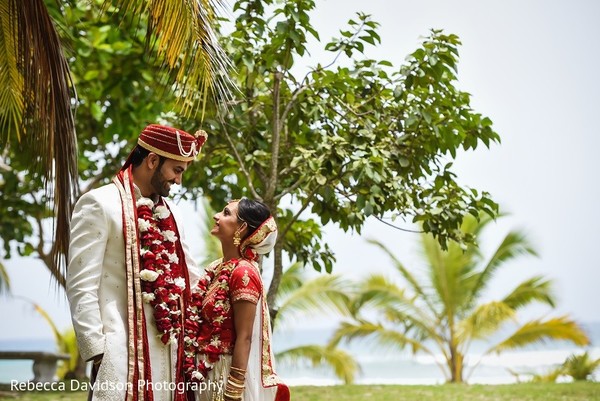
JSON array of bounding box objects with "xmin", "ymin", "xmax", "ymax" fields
[{"xmin": 2, "ymin": 322, "xmax": 599, "ymax": 385}]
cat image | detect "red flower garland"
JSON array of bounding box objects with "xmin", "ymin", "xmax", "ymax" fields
[
  {"xmin": 137, "ymin": 198, "xmax": 186, "ymax": 345},
  {"xmin": 182, "ymin": 258, "xmax": 238, "ymax": 383}
]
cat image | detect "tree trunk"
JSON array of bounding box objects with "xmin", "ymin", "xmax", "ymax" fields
[
  {"xmin": 266, "ymin": 240, "xmax": 284, "ymax": 329},
  {"xmin": 449, "ymin": 347, "xmax": 464, "ymax": 383}
]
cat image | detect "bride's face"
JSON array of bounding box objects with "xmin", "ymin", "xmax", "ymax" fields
[{"xmin": 211, "ymin": 201, "xmax": 243, "ymax": 242}]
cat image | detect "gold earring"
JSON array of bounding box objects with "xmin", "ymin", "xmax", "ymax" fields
[{"xmin": 233, "ymin": 230, "xmax": 241, "ymax": 246}]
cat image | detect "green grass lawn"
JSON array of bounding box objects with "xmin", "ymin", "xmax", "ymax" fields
[{"xmin": 0, "ymin": 383, "xmax": 599, "ymax": 401}]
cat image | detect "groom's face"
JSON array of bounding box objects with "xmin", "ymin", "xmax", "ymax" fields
[{"xmin": 150, "ymin": 157, "xmax": 188, "ymax": 197}]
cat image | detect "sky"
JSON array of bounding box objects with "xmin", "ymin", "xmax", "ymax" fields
[{"xmin": 1, "ymin": 0, "xmax": 599, "ymax": 340}]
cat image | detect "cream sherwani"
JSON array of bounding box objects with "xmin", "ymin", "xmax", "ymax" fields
[{"xmin": 67, "ymin": 183, "xmax": 200, "ymax": 401}]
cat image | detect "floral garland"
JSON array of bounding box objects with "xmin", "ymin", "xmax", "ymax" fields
[
  {"xmin": 137, "ymin": 197, "xmax": 186, "ymax": 345},
  {"xmin": 182, "ymin": 258, "xmax": 237, "ymax": 383}
]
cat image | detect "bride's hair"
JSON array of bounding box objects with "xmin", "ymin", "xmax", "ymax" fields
[{"xmin": 237, "ymin": 198, "xmax": 271, "ymax": 241}]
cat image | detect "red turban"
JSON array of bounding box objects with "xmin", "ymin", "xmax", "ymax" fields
[{"xmin": 122, "ymin": 124, "xmax": 207, "ymax": 169}]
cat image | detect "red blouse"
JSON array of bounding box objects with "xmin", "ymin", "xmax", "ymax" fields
[{"xmin": 196, "ymin": 260, "xmax": 263, "ymax": 354}]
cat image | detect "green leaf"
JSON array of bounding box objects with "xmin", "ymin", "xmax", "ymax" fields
[{"xmin": 83, "ymin": 70, "xmax": 99, "ymax": 80}]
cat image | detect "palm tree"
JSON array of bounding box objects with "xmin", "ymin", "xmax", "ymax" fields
[
  {"xmin": 330, "ymin": 215, "xmax": 590, "ymax": 383},
  {"xmin": 562, "ymin": 352, "xmax": 600, "ymax": 381},
  {"xmin": 0, "ymin": 0, "xmax": 231, "ymax": 282}
]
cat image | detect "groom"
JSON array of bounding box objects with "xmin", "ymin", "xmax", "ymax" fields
[{"xmin": 67, "ymin": 124, "xmax": 207, "ymax": 401}]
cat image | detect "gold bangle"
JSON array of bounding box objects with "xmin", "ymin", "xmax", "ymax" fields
[
  {"xmin": 226, "ymin": 381, "xmax": 245, "ymax": 391},
  {"xmin": 224, "ymin": 390, "xmax": 242, "ymax": 400},
  {"xmin": 230, "ymin": 366, "xmax": 246, "ymax": 375},
  {"xmin": 229, "ymin": 372, "xmax": 245, "ymax": 382},
  {"xmin": 227, "ymin": 382, "xmax": 245, "ymax": 391},
  {"xmin": 228, "ymin": 375, "xmax": 245, "ymax": 384}
]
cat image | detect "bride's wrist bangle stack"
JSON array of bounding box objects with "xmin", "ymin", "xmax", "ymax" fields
[{"xmin": 224, "ymin": 367, "xmax": 246, "ymax": 400}]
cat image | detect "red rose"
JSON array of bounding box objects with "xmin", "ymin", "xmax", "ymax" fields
[
  {"xmin": 156, "ymin": 318, "xmax": 172, "ymax": 332},
  {"xmin": 155, "ymin": 276, "xmax": 167, "ymax": 287},
  {"xmin": 185, "ymin": 321, "xmax": 199, "ymax": 332},
  {"xmin": 155, "ymin": 308, "xmax": 169, "ymax": 319},
  {"xmin": 204, "ymin": 344, "xmax": 219, "ymax": 355}
]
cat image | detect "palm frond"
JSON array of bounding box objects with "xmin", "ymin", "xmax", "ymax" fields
[
  {"xmin": 109, "ymin": 0, "xmax": 233, "ymax": 116},
  {"xmin": 529, "ymin": 367, "xmax": 563, "ymax": 383},
  {"xmin": 328, "ymin": 320, "xmax": 426, "ymax": 355},
  {"xmin": 489, "ymin": 316, "xmax": 590, "ymax": 354},
  {"xmin": 367, "ymin": 239, "xmax": 435, "ymax": 311},
  {"xmin": 275, "ymin": 345, "xmax": 359, "ymax": 384},
  {"xmin": 458, "ymin": 301, "xmax": 515, "ymax": 343},
  {"xmin": 8, "ymin": 0, "xmax": 78, "ymax": 287},
  {"xmin": 351, "ymin": 274, "xmax": 436, "ymax": 334},
  {"xmin": 501, "ymin": 275, "xmax": 555, "ymax": 310},
  {"xmin": 275, "ymin": 274, "xmax": 352, "ymax": 329},
  {"xmin": 275, "ymin": 262, "xmax": 305, "ymax": 304},
  {"xmin": 507, "ymin": 366, "xmax": 562, "ymax": 384},
  {"xmin": 353, "ymin": 273, "xmax": 408, "ymax": 312},
  {"xmin": 16, "ymin": 296, "xmax": 64, "ymax": 346},
  {"xmin": 470, "ymin": 229, "xmax": 538, "ymax": 303},
  {"xmin": 56, "ymin": 328, "xmax": 80, "ymax": 380},
  {"xmin": 0, "ymin": 261, "xmax": 11, "ymax": 295},
  {"xmin": 421, "ymin": 232, "xmax": 477, "ymax": 320},
  {"xmin": 0, "ymin": 0, "xmax": 23, "ymax": 141}
]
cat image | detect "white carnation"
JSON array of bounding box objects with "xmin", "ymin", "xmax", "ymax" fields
[
  {"xmin": 155, "ymin": 205, "xmax": 170, "ymax": 219},
  {"xmin": 137, "ymin": 198, "xmax": 154, "ymax": 208},
  {"xmin": 142, "ymin": 292, "xmax": 156, "ymax": 303},
  {"xmin": 168, "ymin": 253, "xmax": 179, "ymax": 264},
  {"xmin": 163, "ymin": 230, "xmax": 177, "ymax": 242},
  {"xmin": 174, "ymin": 277, "xmax": 186, "ymax": 290},
  {"xmin": 140, "ymin": 269, "xmax": 159, "ymax": 282},
  {"xmin": 138, "ymin": 219, "xmax": 151, "ymax": 232}
]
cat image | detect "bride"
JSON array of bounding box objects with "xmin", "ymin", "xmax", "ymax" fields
[{"xmin": 184, "ymin": 198, "xmax": 290, "ymax": 401}]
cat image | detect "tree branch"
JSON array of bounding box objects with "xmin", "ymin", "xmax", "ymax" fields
[
  {"xmin": 280, "ymin": 85, "xmax": 309, "ymax": 129},
  {"xmin": 274, "ymin": 175, "xmax": 306, "ymax": 201},
  {"xmin": 266, "ymin": 71, "xmax": 283, "ymax": 200},
  {"xmin": 253, "ymin": 164, "xmax": 268, "ymax": 185},
  {"xmin": 279, "ymin": 188, "xmax": 319, "ymax": 240},
  {"xmin": 278, "ymin": 17, "xmax": 370, "ymax": 129},
  {"xmin": 373, "ymin": 216, "xmax": 424, "ymax": 233},
  {"xmin": 218, "ymin": 115, "xmax": 261, "ymax": 200},
  {"xmin": 278, "ymin": 160, "xmax": 350, "ymax": 239}
]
